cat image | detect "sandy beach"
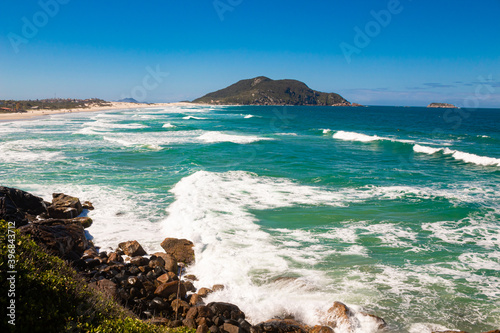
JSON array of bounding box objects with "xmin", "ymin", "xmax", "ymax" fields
[{"xmin": 0, "ymin": 101, "xmax": 198, "ymax": 121}]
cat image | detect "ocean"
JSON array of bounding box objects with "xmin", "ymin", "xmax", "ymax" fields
[{"xmin": 1, "ymin": 105, "xmax": 499, "ymax": 332}]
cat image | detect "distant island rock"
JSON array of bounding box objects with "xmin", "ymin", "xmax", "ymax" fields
[
  {"xmin": 427, "ymin": 103, "xmax": 457, "ymax": 108},
  {"xmin": 117, "ymin": 98, "xmax": 141, "ymax": 103},
  {"xmin": 193, "ymin": 76, "xmax": 352, "ymax": 106}
]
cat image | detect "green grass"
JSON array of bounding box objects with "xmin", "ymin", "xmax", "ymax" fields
[{"xmin": 0, "ymin": 220, "xmax": 195, "ymax": 333}]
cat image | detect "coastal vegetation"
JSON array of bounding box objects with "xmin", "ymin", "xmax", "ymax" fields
[
  {"xmin": 0, "ymin": 219, "xmax": 195, "ymax": 333},
  {"xmin": 0, "ymin": 98, "xmax": 111, "ymax": 113}
]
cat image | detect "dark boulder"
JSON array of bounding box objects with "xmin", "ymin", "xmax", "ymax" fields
[
  {"xmin": 253, "ymin": 319, "xmax": 308, "ymax": 333},
  {"xmin": 0, "ymin": 186, "xmax": 47, "ymax": 227},
  {"xmin": 154, "ymin": 280, "xmax": 186, "ymax": 299},
  {"xmin": 207, "ymin": 302, "xmax": 245, "ymax": 321},
  {"xmin": 118, "ymin": 240, "xmax": 147, "ymax": 257},
  {"xmin": 19, "ymin": 218, "xmax": 88, "ymax": 259},
  {"xmin": 160, "ymin": 238, "xmax": 195, "ymax": 264},
  {"xmin": 47, "ymin": 193, "xmax": 83, "ymax": 219},
  {"xmin": 152, "ymin": 252, "xmax": 178, "ymax": 273}
]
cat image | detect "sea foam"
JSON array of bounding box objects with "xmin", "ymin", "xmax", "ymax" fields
[{"xmin": 414, "ymin": 144, "xmax": 500, "ymax": 166}]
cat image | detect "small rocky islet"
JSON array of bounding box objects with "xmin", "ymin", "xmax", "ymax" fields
[{"xmin": 1, "ymin": 186, "xmax": 498, "ymax": 333}]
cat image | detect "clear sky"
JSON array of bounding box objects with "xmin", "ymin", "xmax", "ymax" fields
[{"xmin": 1, "ymin": 0, "xmax": 499, "ymax": 107}]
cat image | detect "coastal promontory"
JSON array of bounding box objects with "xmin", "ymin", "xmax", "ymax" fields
[{"xmin": 193, "ymin": 76, "xmax": 352, "ymax": 106}]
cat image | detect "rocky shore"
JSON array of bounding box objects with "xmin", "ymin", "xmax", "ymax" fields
[{"xmin": 1, "ymin": 186, "xmax": 498, "ymax": 333}]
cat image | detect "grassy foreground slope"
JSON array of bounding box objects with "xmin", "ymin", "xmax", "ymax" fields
[{"xmin": 0, "ymin": 220, "xmax": 194, "ymax": 333}]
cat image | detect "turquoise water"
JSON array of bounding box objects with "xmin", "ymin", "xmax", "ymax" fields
[{"xmin": 1, "ymin": 105, "xmax": 499, "ymax": 332}]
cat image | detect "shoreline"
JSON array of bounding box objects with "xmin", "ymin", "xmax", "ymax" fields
[{"xmin": 0, "ymin": 101, "xmax": 200, "ymax": 122}]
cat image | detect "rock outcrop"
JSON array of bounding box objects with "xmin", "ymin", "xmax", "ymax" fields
[
  {"xmin": 19, "ymin": 217, "xmax": 89, "ymax": 260},
  {"xmin": 47, "ymin": 193, "xmax": 83, "ymax": 219},
  {"xmin": 118, "ymin": 240, "xmax": 148, "ymax": 257},
  {"xmin": 322, "ymin": 301, "xmax": 386, "ymax": 332},
  {"xmin": 161, "ymin": 238, "xmax": 195, "ymax": 264},
  {"xmin": 0, "ymin": 186, "xmax": 47, "ymax": 227},
  {"xmin": 427, "ymin": 103, "xmax": 457, "ymax": 108}
]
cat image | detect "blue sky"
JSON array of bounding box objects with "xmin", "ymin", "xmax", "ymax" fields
[{"xmin": 1, "ymin": 0, "xmax": 499, "ymax": 106}]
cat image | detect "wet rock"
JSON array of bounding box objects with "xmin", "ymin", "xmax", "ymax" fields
[
  {"xmin": 184, "ymin": 280, "xmax": 196, "ymax": 292},
  {"xmin": 19, "ymin": 218, "xmax": 88, "ymax": 259},
  {"xmin": 107, "ymin": 252, "xmax": 123, "ymax": 263},
  {"xmin": 72, "ymin": 216, "xmax": 93, "ymax": 228},
  {"xmin": 310, "ymin": 326, "xmax": 334, "ymax": 333},
  {"xmin": 160, "ymin": 238, "xmax": 195, "ymax": 264},
  {"xmin": 432, "ymin": 331, "xmax": 470, "ymax": 333},
  {"xmin": 48, "ymin": 193, "xmax": 83, "ymax": 219},
  {"xmin": 152, "ymin": 252, "xmax": 179, "ymax": 273},
  {"xmin": 0, "ymin": 186, "xmax": 47, "ymax": 227},
  {"xmin": 185, "ymin": 274, "xmax": 198, "ymax": 281},
  {"xmin": 323, "ymin": 301, "xmax": 354, "ymax": 330},
  {"xmin": 189, "ymin": 293, "xmax": 203, "ymax": 306},
  {"xmin": 82, "ymin": 201, "xmax": 94, "ymax": 210},
  {"xmin": 154, "ymin": 280, "xmax": 186, "ymax": 299},
  {"xmin": 238, "ymin": 319, "xmax": 252, "ymax": 332},
  {"xmin": 253, "ymin": 319, "xmax": 308, "ymax": 333},
  {"xmin": 322, "ymin": 301, "xmax": 386, "ymax": 333},
  {"xmin": 359, "ymin": 312, "xmax": 387, "ymax": 330},
  {"xmin": 118, "ymin": 240, "xmax": 147, "ymax": 257},
  {"xmin": 149, "ymin": 256, "xmax": 165, "ymax": 268},
  {"xmin": 130, "ymin": 256, "xmax": 149, "ymax": 266},
  {"xmin": 212, "ymin": 284, "xmax": 225, "ymax": 292},
  {"xmin": 198, "ymin": 287, "xmax": 213, "ymax": 297},
  {"xmin": 207, "ymin": 302, "xmax": 245, "ymax": 321}
]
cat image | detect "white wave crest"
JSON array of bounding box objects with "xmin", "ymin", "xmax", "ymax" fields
[
  {"xmin": 183, "ymin": 115, "xmax": 206, "ymax": 120},
  {"xmin": 162, "ymin": 123, "xmax": 176, "ymax": 128},
  {"xmin": 198, "ymin": 131, "xmax": 272, "ymax": 144},
  {"xmin": 333, "ymin": 130, "xmax": 382, "ymax": 142},
  {"xmin": 414, "ymin": 145, "xmax": 500, "ymax": 166}
]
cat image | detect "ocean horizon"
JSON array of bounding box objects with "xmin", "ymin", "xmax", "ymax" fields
[{"xmin": 1, "ymin": 104, "xmax": 499, "ymax": 332}]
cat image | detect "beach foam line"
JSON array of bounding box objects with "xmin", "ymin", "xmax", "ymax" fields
[
  {"xmin": 197, "ymin": 131, "xmax": 273, "ymax": 144},
  {"xmin": 161, "ymin": 170, "xmax": 397, "ymax": 327},
  {"xmin": 333, "ymin": 130, "xmax": 415, "ymax": 144},
  {"xmin": 183, "ymin": 115, "xmax": 206, "ymax": 120},
  {"xmin": 414, "ymin": 144, "xmax": 500, "ymax": 166},
  {"xmin": 160, "ymin": 171, "xmax": 498, "ymax": 327}
]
